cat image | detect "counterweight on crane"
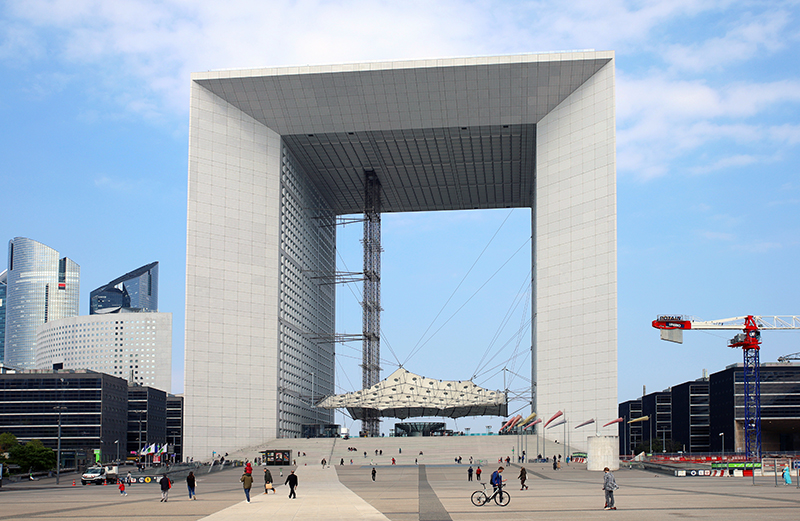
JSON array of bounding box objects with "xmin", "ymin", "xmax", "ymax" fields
[{"xmin": 652, "ymin": 315, "xmax": 800, "ymax": 460}]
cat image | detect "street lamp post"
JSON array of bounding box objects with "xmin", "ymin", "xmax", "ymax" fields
[
  {"xmin": 115, "ymin": 440, "xmax": 119, "ymax": 463},
  {"xmin": 53, "ymin": 406, "xmax": 67, "ymax": 485},
  {"xmin": 720, "ymin": 432, "xmax": 725, "ymax": 459}
]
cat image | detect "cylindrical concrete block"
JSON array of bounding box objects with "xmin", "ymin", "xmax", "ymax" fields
[{"xmin": 587, "ymin": 435, "xmax": 618, "ymax": 471}]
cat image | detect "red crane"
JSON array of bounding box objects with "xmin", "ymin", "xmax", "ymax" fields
[{"xmin": 652, "ymin": 315, "xmax": 800, "ymax": 460}]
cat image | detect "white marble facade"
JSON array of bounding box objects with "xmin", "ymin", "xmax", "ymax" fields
[{"xmin": 185, "ymin": 51, "xmax": 617, "ymax": 459}]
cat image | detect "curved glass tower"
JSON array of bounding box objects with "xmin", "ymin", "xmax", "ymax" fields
[{"xmin": 5, "ymin": 237, "xmax": 80, "ymax": 369}]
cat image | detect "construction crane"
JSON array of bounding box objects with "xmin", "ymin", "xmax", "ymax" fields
[
  {"xmin": 777, "ymin": 352, "xmax": 800, "ymax": 362},
  {"xmin": 652, "ymin": 315, "xmax": 800, "ymax": 460}
]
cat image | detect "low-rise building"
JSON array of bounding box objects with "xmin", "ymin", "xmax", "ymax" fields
[
  {"xmin": 0, "ymin": 369, "xmax": 128, "ymax": 463},
  {"xmin": 166, "ymin": 394, "xmax": 183, "ymax": 463}
]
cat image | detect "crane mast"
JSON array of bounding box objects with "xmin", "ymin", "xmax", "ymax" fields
[{"xmin": 652, "ymin": 314, "xmax": 800, "ymax": 460}]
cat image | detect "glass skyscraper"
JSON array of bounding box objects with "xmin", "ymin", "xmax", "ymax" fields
[
  {"xmin": 4, "ymin": 237, "xmax": 80, "ymax": 369},
  {"xmin": 0, "ymin": 270, "xmax": 7, "ymax": 363},
  {"xmin": 90, "ymin": 262, "xmax": 158, "ymax": 314}
]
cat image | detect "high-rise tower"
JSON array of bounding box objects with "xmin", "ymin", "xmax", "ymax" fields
[
  {"xmin": 0, "ymin": 270, "xmax": 7, "ymax": 363},
  {"xmin": 5, "ymin": 237, "xmax": 80, "ymax": 369},
  {"xmin": 90, "ymin": 262, "xmax": 159, "ymax": 314}
]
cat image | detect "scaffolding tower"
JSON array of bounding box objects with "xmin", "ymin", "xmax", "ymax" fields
[{"xmin": 361, "ymin": 169, "xmax": 382, "ymax": 437}]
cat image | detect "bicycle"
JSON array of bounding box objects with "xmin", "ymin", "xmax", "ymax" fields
[{"xmin": 470, "ymin": 482, "xmax": 511, "ymax": 507}]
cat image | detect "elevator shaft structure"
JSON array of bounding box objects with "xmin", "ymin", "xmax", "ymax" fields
[{"xmin": 362, "ymin": 169, "xmax": 382, "ymax": 437}]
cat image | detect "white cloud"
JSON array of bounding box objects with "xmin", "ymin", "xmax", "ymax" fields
[
  {"xmin": 688, "ymin": 154, "xmax": 757, "ymax": 174},
  {"xmin": 617, "ymin": 74, "xmax": 800, "ymax": 180},
  {"xmin": 663, "ymin": 10, "xmax": 791, "ymax": 72},
  {"xmin": 769, "ymin": 124, "xmax": 800, "ymax": 145},
  {"xmin": 3, "ymin": 0, "xmax": 799, "ymax": 181}
]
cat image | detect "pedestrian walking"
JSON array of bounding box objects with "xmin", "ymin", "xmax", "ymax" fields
[
  {"xmin": 187, "ymin": 471, "xmax": 197, "ymax": 500},
  {"xmin": 285, "ymin": 470, "xmax": 298, "ymax": 499},
  {"xmin": 240, "ymin": 471, "xmax": 253, "ymax": 503},
  {"xmin": 159, "ymin": 476, "xmax": 171, "ymax": 502},
  {"xmin": 490, "ymin": 467, "xmax": 506, "ymax": 503},
  {"xmin": 783, "ymin": 465, "xmax": 792, "ymax": 485},
  {"xmin": 603, "ymin": 467, "xmax": 619, "ymax": 510},
  {"xmin": 476, "ymin": 466, "xmax": 482, "ymax": 481},
  {"xmin": 518, "ymin": 467, "xmax": 528, "ymax": 490},
  {"xmin": 371, "ymin": 467, "xmax": 376, "ymax": 481},
  {"xmin": 119, "ymin": 480, "xmax": 127, "ymax": 496},
  {"xmin": 391, "ymin": 457, "xmax": 396, "ymax": 465},
  {"xmin": 467, "ymin": 466, "xmax": 473, "ymax": 481},
  {"xmin": 264, "ymin": 467, "xmax": 275, "ymax": 494},
  {"xmin": 126, "ymin": 471, "xmax": 132, "ymax": 484}
]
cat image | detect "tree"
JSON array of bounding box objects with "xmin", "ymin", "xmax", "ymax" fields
[
  {"xmin": 8, "ymin": 439, "xmax": 56, "ymax": 472},
  {"xmin": 0, "ymin": 432, "xmax": 19, "ymax": 452}
]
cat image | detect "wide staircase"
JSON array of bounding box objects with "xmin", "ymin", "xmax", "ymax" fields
[{"xmin": 227, "ymin": 435, "xmax": 572, "ymax": 468}]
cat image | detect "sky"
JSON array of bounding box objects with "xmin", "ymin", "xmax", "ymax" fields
[{"xmin": 1, "ymin": 0, "xmax": 799, "ymax": 436}]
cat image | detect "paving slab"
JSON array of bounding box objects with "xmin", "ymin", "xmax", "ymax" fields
[{"xmin": 2, "ymin": 461, "xmax": 800, "ymax": 521}]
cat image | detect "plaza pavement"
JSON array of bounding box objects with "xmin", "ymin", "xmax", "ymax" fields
[{"xmin": 2, "ymin": 460, "xmax": 799, "ymax": 520}]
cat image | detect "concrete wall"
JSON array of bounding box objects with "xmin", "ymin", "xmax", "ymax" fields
[
  {"xmin": 185, "ymin": 81, "xmax": 282, "ymax": 459},
  {"xmin": 534, "ymin": 59, "xmax": 617, "ymax": 450}
]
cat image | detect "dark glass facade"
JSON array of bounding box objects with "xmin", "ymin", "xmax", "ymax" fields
[
  {"xmin": 640, "ymin": 391, "xmax": 671, "ymax": 451},
  {"xmin": 710, "ymin": 364, "xmax": 800, "ymax": 453},
  {"xmin": 90, "ymin": 262, "xmax": 158, "ymax": 314},
  {"xmin": 618, "ymin": 399, "xmax": 643, "ymax": 455},
  {"xmin": 0, "ymin": 370, "xmax": 128, "ymax": 462},
  {"xmin": 166, "ymin": 394, "xmax": 183, "ymax": 462},
  {"xmin": 671, "ymin": 380, "xmax": 710, "ymax": 453}
]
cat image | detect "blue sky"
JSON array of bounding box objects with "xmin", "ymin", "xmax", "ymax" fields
[{"xmin": 1, "ymin": 1, "xmax": 799, "ymax": 435}]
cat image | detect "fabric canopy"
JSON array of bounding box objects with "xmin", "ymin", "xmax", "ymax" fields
[{"xmin": 317, "ymin": 368, "xmax": 507, "ymax": 420}]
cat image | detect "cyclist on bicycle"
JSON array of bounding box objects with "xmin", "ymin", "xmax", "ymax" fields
[{"xmin": 490, "ymin": 466, "xmax": 506, "ymax": 501}]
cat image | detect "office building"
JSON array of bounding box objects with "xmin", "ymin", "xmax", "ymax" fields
[
  {"xmin": 166, "ymin": 394, "xmax": 183, "ymax": 463},
  {"xmin": 671, "ymin": 379, "xmax": 710, "ymax": 454},
  {"xmin": 4, "ymin": 237, "xmax": 80, "ymax": 369},
  {"xmin": 0, "ymin": 369, "xmax": 128, "ymax": 463},
  {"xmin": 35, "ymin": 311, "xmax": 172, "ymax": 392},
  {"xmin": 90, "ymin": 262, "xmax": 159, "ymax": 314},
  {"xmin": 618, "ymin": 399, "xmax": 643, "ymax": 456},
  {"xmin": 127, "ymin": 384, "xmax": 167, "ymax": 456},
  {"xmin": 0, "ymin": 270, "xmax": 6, "ymax": 363},
  {"xmin": 185, "ymin": 52, "xmax": 617, "ymax": 458},
  {"xmin": 621, "ymin": 364, "xmax": 800, "ymax": 455},
  {"xmin": 642, "ymin": 390, "xmax": 672, "ymax": 451},
  {"xmin": 711, "ymin": 363, "xmax": 800, "ymax": 453}
]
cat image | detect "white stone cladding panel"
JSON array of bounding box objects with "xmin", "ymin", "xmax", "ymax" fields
[
  {"xmin": 35, "ymin": 313, "xmax": 172, "ymax": 392},
  {"xmin": 534, "ymin": 59, "xmax": 617, "ymax": 452},
  {"xmin": 185, "ymin": 81, "xmax": 282, "ymax": 460}
]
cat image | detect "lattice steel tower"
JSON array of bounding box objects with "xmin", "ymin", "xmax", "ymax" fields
[{"xmin": 362, "ymin": 169, "xmax": 382, "ymax": 437}]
